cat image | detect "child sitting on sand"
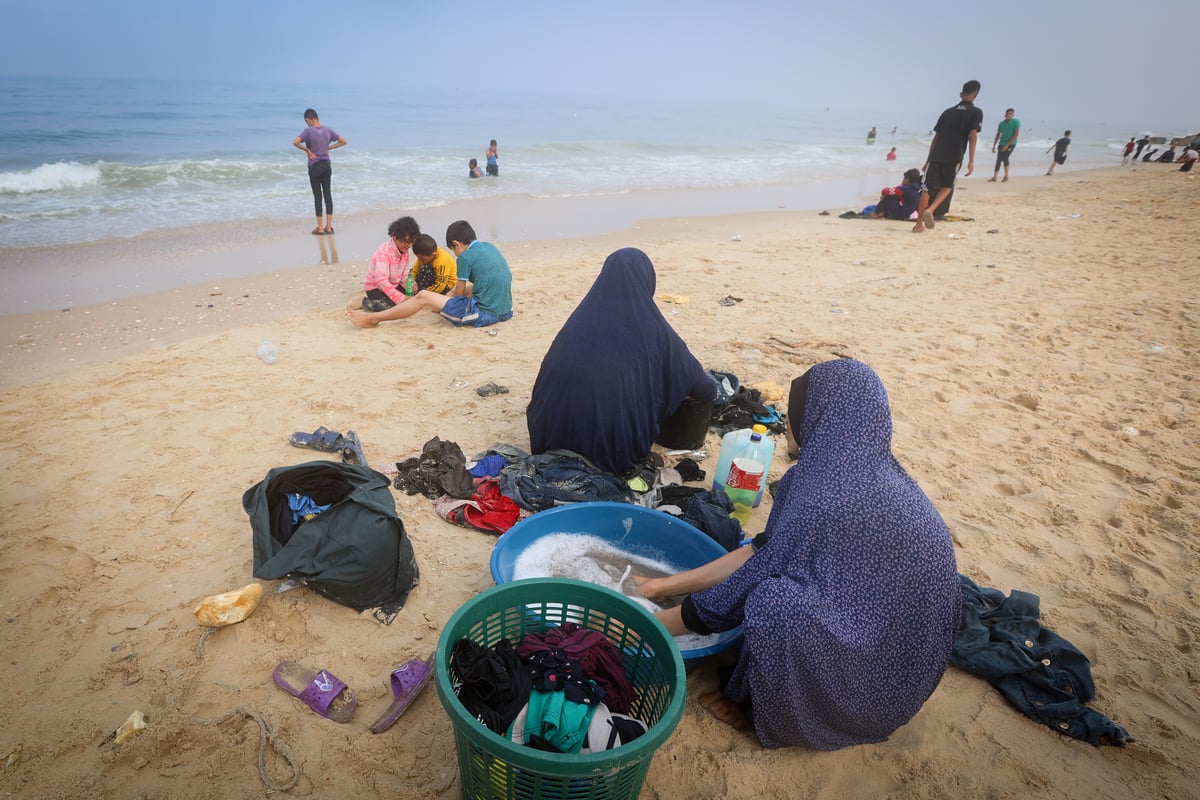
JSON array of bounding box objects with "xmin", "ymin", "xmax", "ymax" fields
[
  {"xmin": 350, "ymin": 216, "xmax": 421, "ymax": 312},
  {"xmin": 870, "ymin": 169, "xmax": 922, "ymax": 220},
  {"xmin": 346, "ymin": 219, "xmax": 513, "ymax": 328},
  {"xmin": 404, "ymin": 234, "xmax": 458, "ymax": 295}
]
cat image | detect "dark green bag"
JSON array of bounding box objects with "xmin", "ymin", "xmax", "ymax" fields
[{"xmin": 244, "ymin": 461, "xmax": 419, "ymax": 612}]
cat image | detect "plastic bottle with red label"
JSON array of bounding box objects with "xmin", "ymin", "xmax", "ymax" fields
[{"xmin": 722, "ymin": 428, "xmax": 770, "ymax": 527}]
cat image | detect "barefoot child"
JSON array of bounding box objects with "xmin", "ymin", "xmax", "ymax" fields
[{"xmin": 346, "ymin": 220, "xmax": 512, "ymax": 328}]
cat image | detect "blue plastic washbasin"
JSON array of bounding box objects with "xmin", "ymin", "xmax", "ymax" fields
[{"xmin": 490, "ymin": 501, "xmax": 743, "ymax": 662}]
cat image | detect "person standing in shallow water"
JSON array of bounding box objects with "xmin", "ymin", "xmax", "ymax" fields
[
  {"xmin": 637, "ymin": 359, "xmax": 960, "ymax": 750},
  {"xmin": 485, "ymin": 139, "xmax": 499, "ymax": 176},
  {"xmin": 293, "ymin": 108, "xmax": 346, "ymax": 235}
]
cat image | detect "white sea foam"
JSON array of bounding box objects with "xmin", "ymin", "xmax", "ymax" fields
[{"xmin": 0, "ymin": 161, "xmax": 102, "ymax": 194}]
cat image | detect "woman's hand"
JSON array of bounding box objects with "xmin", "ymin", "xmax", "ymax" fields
[{"xmin": 633, "ymin": 575, "xmax": 667, "ymax": 599}]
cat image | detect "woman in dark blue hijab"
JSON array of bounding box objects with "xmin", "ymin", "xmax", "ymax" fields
[
  {"xmin": 639, "ymin": 359, "xmax": 960, "ymax": 749},
  {"xmin": 526, "ymin": 247, "xmax": 716, "ymax": 477}
]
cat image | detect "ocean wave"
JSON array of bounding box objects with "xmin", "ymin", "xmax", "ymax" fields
[{"xmin": 0, "ymin": 161, "xmax": 102, "ymax": 194}]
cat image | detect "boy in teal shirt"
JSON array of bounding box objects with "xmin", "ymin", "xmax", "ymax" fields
[{"xmin": 989, "ymin": 108, "xmax": 1020, "ymax": 182}]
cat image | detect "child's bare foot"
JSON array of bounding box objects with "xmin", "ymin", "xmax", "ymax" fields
[
  {"xmin": 699, "ymin": 691, "xmax": 751, "ymax": 731},
  {"xmin": 345, "ymin": 309, "xmax": 379, "ymax": 328}
]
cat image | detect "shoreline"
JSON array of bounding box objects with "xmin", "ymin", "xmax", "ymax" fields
[
  {"xmin": 0, "ymin": 166, "xmax": 1134, "ymax": 392},
  {"xmin": 0, "ymin": 164, "xmax": 1130, "ymax": 316},
  {"xmin": 0, "ymin": 163, "xmax": 1196, "ymax": 798}
]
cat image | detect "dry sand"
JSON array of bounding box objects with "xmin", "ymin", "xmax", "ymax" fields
[{"xmin": 0, "ymin": 166, "xmax": 1197, "ymax": 799}]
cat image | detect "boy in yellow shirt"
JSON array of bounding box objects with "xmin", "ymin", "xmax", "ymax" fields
[{"xmin": 405, "ymin": 234, "xmax": 458, "ymax": 296}]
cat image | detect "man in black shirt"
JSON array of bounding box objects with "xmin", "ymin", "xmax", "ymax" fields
[{"xmin": 914, "ymin": 80, "xmax": 983, "ymax": 233}]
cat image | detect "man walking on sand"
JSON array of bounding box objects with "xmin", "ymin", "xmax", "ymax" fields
[
  {"xmin": 914, "ymin": 80, "xmax": 983, "ymax": 233},
  {"xmin": 293, "ymin": 108, "xmax": 347, "ymax": 235},
  {"xmin": 988, "ymin": 108, "xmax": 1020, "ymax": 182}
]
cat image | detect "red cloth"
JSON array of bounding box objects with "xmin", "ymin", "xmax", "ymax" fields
[{"xmin": 434, "ymin": 478, "xmax": 521, "ymax": 534}]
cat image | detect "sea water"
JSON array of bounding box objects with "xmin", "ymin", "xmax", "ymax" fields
[
  {"xmin": 511, "ymin": 532, "xmax": 722, "ymax": 651},
  {"xmin": 0, "ymin": 75, "xmax": 1146, "ymax": 252}
]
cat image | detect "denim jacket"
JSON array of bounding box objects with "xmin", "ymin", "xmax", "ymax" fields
[{"xmin": 952, "ymin": 574, "xmax": 1133, "ymax": 747}]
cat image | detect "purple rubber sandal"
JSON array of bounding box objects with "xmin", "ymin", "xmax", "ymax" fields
[
  {"xmin": 273, "ymin": 661, "xmax": 358, "ymax": 723},
  {"xmin": 369, "ymin": 653, "xmax": 434, "ymax": 734}
]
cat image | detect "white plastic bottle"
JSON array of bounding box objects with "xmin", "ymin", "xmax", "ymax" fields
[
  {"xmin": 257, "ymin": 338, "xmax": 279, "ymax": 364},
  {"xmin": 713, "ymin": 424, "xmax": 774, "ymax": 507},
  {"xmin": 722, "ymin": 429, "xmax": 770, "ymax": 527}
]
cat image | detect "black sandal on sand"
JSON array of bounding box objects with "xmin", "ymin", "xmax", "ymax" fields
[
  {"xmin": 312, "ymin": 227, "xmax": 325, "ymax": 235},
  {"xmin": 288, "ymin": 426, "xmax": 345, "ymax": 452},
  {"xmin": 341, "ymin": 430, "xmax": 368, "ymax": 467}
]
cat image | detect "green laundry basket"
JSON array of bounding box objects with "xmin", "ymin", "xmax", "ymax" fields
[{"xmin": 435, "ymin": 578, "xmax": 686, "ymax": 800}]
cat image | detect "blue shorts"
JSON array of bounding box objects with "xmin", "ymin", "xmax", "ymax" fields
[{"xmin": 440, "ymin": 295, "xmax": 513, "ymax": 328}]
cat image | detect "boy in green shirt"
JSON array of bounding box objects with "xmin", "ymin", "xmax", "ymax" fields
[{"xmin": 989, "ymin": 108, "xmax": 1020, "ymax": 182}]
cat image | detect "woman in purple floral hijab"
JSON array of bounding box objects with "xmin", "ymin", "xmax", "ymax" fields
[{"xmin": 640, "ymin": 359, "xmax": 960, "ymax": 749}]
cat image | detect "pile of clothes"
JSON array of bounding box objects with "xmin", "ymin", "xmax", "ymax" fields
[{"xmin": 450, "ymin": 623, "xmax": 649, "ymax": 754}]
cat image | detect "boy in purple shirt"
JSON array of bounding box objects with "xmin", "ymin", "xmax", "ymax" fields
[{"xmin": 292, "ymin": 108, "xmax": 346, "ymax": 235}]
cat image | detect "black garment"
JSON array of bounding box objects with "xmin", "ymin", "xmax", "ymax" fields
[
  {"xmin": 393, "ymin": 437, "xmax": 475, "ymax": 499},
  {"xmin": 674, "ymin": 457, "xmax": 705, "ymax": 482},
  {"xmin": 929, "ymin": 100, "xmax": 983, "ymax": 165},
  {"xmin": 307, "ymin": 159, "xmax": 333, "ymax": 217},
  {"xmin": 362, "ymin": 288, "xmax": 396, "ymax": 312},
  {"xmin": 1155, "ymin": 148, "xmax": 1176, "ymax": 163},
  {"xmin": 924, "ymin": 160, "xmax": 960, "ymax": 197},
  {"xmin": 1053, "ymin": 136, "xmax": 1071, "ymax": 164},
  {"xmin": 523, "ymin": 650, "xmax": 607, "ymax": 706},
  {"xmin": 451, "ymin": 638, "xmax": 531, "ymax": 734},
  {"xmin": 709, "ymin": 386, "xmax": 785, "ymax": 436},
  {"xmin": 1133, "ymin": 136, "xmax": 1149, "ymax": 158}
]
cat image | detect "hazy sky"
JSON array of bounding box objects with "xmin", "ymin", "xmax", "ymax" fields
[{"xmin": 1, "ymin": 0, "xmax": 1195, "ymax": 131}]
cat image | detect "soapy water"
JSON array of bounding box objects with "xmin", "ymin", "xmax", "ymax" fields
[{"xmin": 511, "ymin": 532, "xmax": 722, "ymax": 651}]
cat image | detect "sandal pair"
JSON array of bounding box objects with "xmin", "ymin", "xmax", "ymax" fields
[{"xmin": 272, "ymin": 655, "xmax": 433, "ymax": 730}]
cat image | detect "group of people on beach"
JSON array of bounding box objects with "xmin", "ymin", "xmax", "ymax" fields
[
  {"xmin": 344, "ymin": 217, "xmax": 513, "ymax": 329},
  {"xmin": 469, "ymin": 140, "xmax": 500, "ymax": 179},
  {"xmin": 1122, "ymin": 134, "xmax": 1200, "ymax": 170},
  {"xmin": 859, "ymin": 81, "xmax": 1077, "ymax": 232},
  {"xmin": 336, "ymin": 215, "xmax": 962, "ymax": 750},
  {"xmin": 292, "ymin": 88, "xmax": 965, "ymax": 750},
  {"xmin": 292, "ymin": 107, "xmax": 502, "ymax": 235},
  {"xmin": 536, "ymin": 249, "xmax": 959, "ymax": 750}
]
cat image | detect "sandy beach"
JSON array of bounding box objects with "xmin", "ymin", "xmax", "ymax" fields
[{"xmin": 1, "ymin": 165, "xmax": 1197, "ymax": 799}]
